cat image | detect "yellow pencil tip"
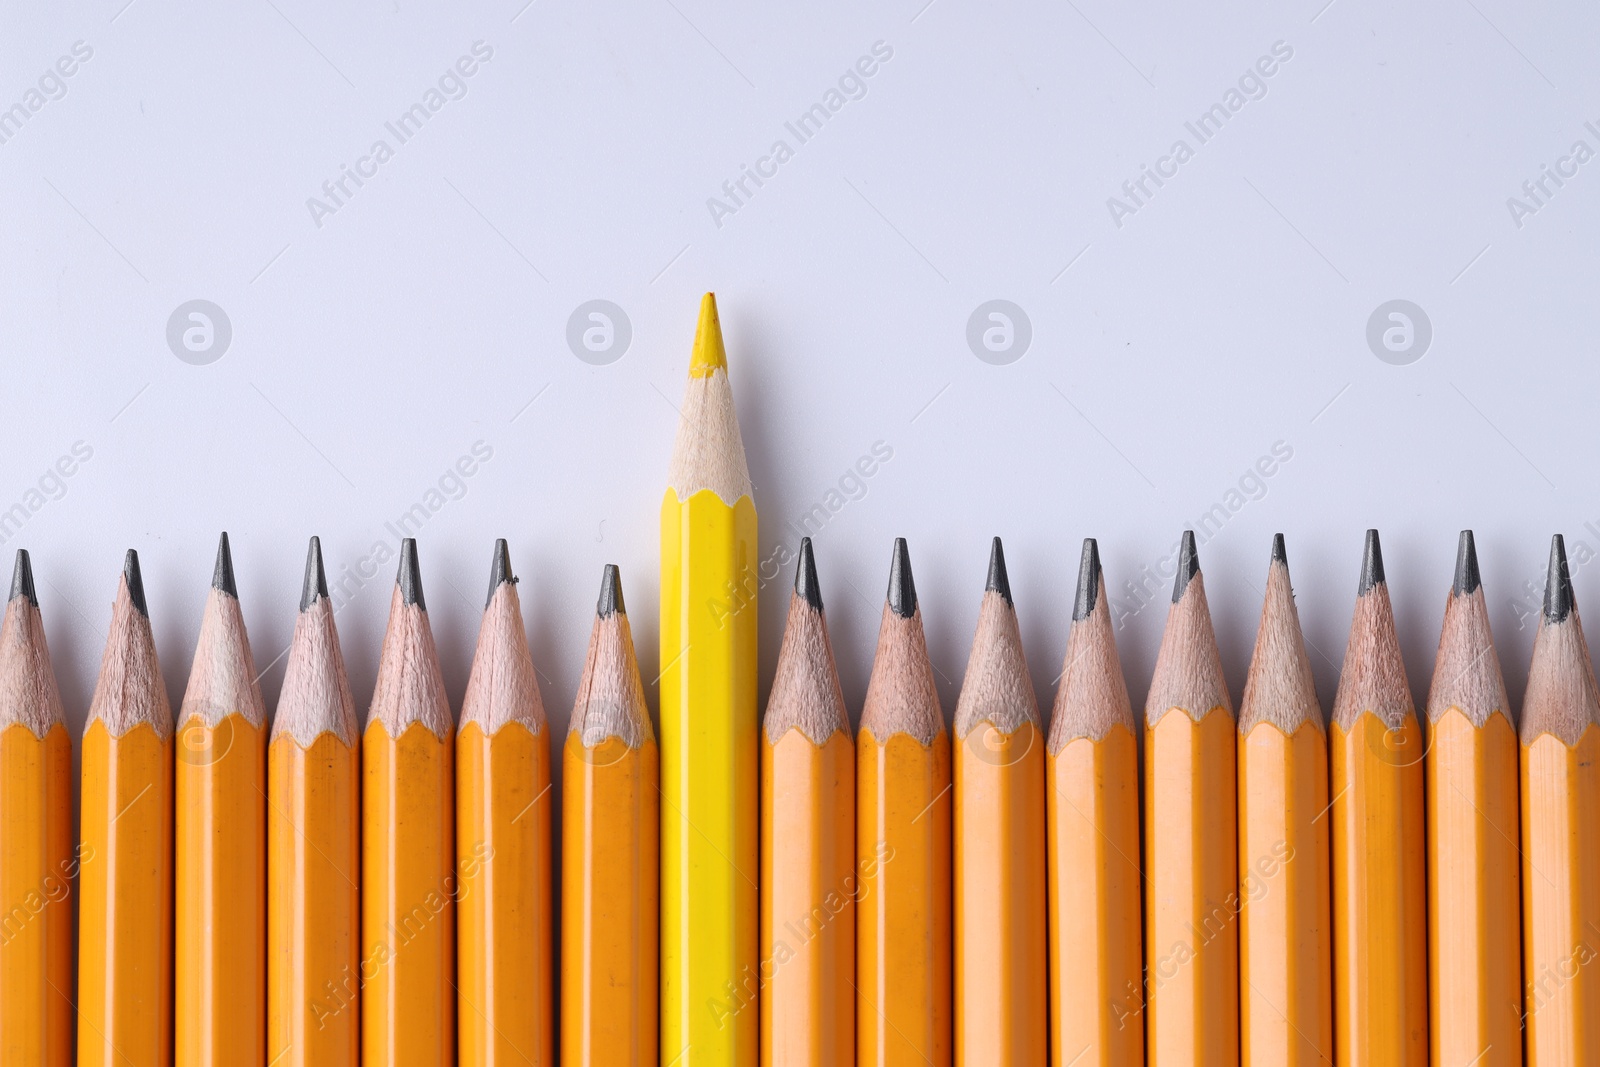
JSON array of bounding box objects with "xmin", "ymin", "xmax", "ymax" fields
[{"xmin": 689, "ymin": 292, "xmax": 727, "ymax": 376}]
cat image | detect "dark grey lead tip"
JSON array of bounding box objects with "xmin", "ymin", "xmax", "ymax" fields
[
  {"xmin": 486, "ymin": 538, "xmax": 516, "ymax": 608},
  {"xmin": 212, "ymin": 532, "xmax": 237, "ymax": 598},
  {"xmin": 1271, "ymin": 533, "xmax": 1288, "ymax": 565},
  {"xmin": 9, "ymin": 550, "xmax": 36, "ymax": 607},
  {"xmin": 986, "ymin": 537, "xmax": 1012, "ymax": 607},
  {"xmin": 1072, "ymin": 538, "xmax": 1100, "ymax": 622},
  {"xmin": 887, "ymin": 538, "xmax": 916, "ymax": 618},
  {"xmin": 124, "ymin": 549, "xmax": 148, "ymax": 618},
  {"xmin": 1358, "ymin": 529, "xmax": 1385, "ymax": 595},
  {"xmin": 795, "ymin": 537, "xmax": 823, "ymax": 611},
  {"xmin": 300, "ymin": 536, "xmax": 328, "ymax": 611},
  {"xmin": 1453, "ymin": 530, "xmax": 1481, "ymax": 597},
  {"xmin": 1545, "ymin": 534, "xmax": 1574, "ymax": 623},
  {"xmin": 598, "ymin": 563, "xmax": 624, "ymax": 617},
  {"xmin": 1172, "ymin": 530, "xmax": 1199, "ymax": 603},
  {"xmin": 397, "ymin": 538, "xmax": 425, "ymax": 610}
]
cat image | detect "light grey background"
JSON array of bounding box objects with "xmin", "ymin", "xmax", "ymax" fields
[{"xmin": 1, "ymin": 0, "xmax": 1594, "ymax": 754}]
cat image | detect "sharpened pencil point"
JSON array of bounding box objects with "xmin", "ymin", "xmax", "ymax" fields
[
  {"xmin": 9, "ymin": 549, "xmax": 36, "ymax": 607},
  {"xmin": 795, "ymin": 537, "xmax": 823, "ymax": 610},
  {"xmin": 1453, "ymin": 530, "xmax": 1481, "ymax": 596},
  {"xmin": 212, "ymin": 531, "xmax": 236, "ymax": 597},
  {"xmin": 1271, "ymin": 533, "xmax": 1287, "ymax": 564},
  {"xmin": 689, "ymin": 292, "xmax": 727, "ymax": 376},
  {"xmin": 123, "ymin": 549, "xmax": 148, "ymax": 618},
  {"xmin": 398, "ymin": 539, "xmax": 425, "ymax": 610},
  {"xmin": 1359, "ymin": 529, "xmax": 1385, "ymax": 594},
  {"xmin": 299, "ymin": 536, "xmax": 327, "ymax": 611},
  {"xmin": 1073, "ymin": 539, "xmax": 1100, "ymax": 621},
  {"xmin": 986, "ymin": 537, "xmax": 1012, "ymax": 606},
  {"xmin": 887, "ymin": 538, "xmax": 917, "ymax": 618},
  {"xmin": 598, "ymin": 563, "xmax": 624, "ymax": 617},
  {"xmin": 485, "ymin": 538, "xmax": 516, "ymax": 608},
  {"xmin": 1545, "ymin": 534, "xmax": 1573, "ymax": 623},
  {"xmin": 1172, "ymin": 530, "xmax": 1199, "ymax": 602}
]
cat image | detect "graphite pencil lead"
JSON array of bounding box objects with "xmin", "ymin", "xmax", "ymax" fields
[
  {"xmin": 1452, "ymin": 530, "xmax": 1481, "ymax": 596},
  {"xmin": 795, "ymin": 537, "xmax": 823, "ymax": 610},
  {"xmin": 1545, "ymin": 534, "xmax": 1573, "ymax": 623},
  {"xmin": 1271, "ymin": 532, "xmax": 1287, "ymax": 564},
  {"xmin": 1358, "ymin": 528, "xmax": 1385, "ymax": 594},
  {"xmin": 398, "ymin": 538, "xmax": 425, "ymax": 610},
  {"xmin": 300, "ymin": 536, "xmax": 328, "ymax": 612},
  {"xmin": 1072, "ymin": 538, "xmax": 1100, "ymax": 622},
  {"xmin": 124, "ymin": 549, "xmax": 148, "ymax": 619},
  {"xmin": 212, "ymin": 531, "xmax": 236, "ymax": 597},
  {"xmin": 887, "ymin": 538, "xmax": 917, "ymax": 618},
  {"xmin": 1238, "ymin": 535, "xmax": 1320, "ymax": 734},
  {"xmin": 986, "ymin": 536, "xmax": 1013, "ymax": 606},
  {"xmin": 598, "ymin": 563, "xmax": 624, "ymax": 617},
  {"xmin": 485, "ymin": 538, "xmax": 515, "ymax": 608},
  {"xmin": 9, "ymin": 549, "xmax": 36, "ymax": 606},
  {"xmin": 1172, "ymin": 529, "xmax": 1199, "ymax": 602}
]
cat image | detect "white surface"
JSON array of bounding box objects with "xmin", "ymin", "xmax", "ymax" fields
[{"xmin": 1, "ymin": 0, "xmax": 1595, "ymax": 745}]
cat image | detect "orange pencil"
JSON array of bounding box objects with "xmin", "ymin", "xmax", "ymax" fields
[{"xmin": 953, "ymin": 538, "xmax": 1046, "ymax": 1064}]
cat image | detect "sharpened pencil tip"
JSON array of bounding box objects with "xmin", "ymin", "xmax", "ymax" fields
[
  {"xmin": 485, "ymin": 538, "xmax": 516, "ymax": 608},
  {"xmin": 689, "ymin": 292, "xmax": 727, "ymax": 376},
  {"xmin": 1271, "ymin": 533, "xmax": 1287, "ymax": 565},
  {"xmin": 1545, "ymin": 534, "xmax": 1573, "ymax": 623},
  {"xmin": 1359, "ymin": 529, "xmax": 1385, "ymax": 594},
  {"xmin": 887, "ymin": 538, "xmax": 916, "ymax": 618},
  {"xmin": 397, "ymin": 539, "xmax": 425, "ymax": 610},
  {"xmin": 795, "ymin": 537, "xmax": 823, "ymax": 610},
  {"xmin": 598, "ymin": 563, "xmax": 624, "ymax": 617},
  {"xmin": 123, "ymin": 549, "xmax": 148, "ymax": 618},
  {"xmin": 9, "ymin": 550, "xmax": 36, "ymax": 607},
  {"xmin": 212, "ymin": 532, "xmax": 236, "ymax": 597},
  {"xmin": 986, "ymin": 537, "xmax": 1012, "ymax": 606},
  {"xmin": 300, "ymin": 537, "xmax": 327, "ymax": 611},
  {"xmin": 1453, "ymin": 530, "xmax": 1481, "ymax": 597},
  {"xmin": 1073, "ymin": 538, "xmax": 1100, "ymax": 621},
  {"xmin": 1172, "ymin": 530, "xmax": 1199, "ymax": 602}
]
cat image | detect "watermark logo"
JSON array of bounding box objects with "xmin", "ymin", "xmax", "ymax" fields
[
  {"xmin": 1366, "ymin": 300, "xmax": 1431, "ymax": 365},
  {"xmin": 566, "ymin": 300, "xmax": 631, "ymax": 365},
  {"xmin": 167, "ymin": 300, "xmax": 232, "ymax": 365},
  {"xmin": 178, "ymin": 715, "xmax": 239, "ymax": 767},
  {"xmin": 966, "ymin": 300, "xmax": 1031, "ymax": 365},
  {"xmin": 965, "ymin": 723, "xmax": 1037, "ymax": 767}
]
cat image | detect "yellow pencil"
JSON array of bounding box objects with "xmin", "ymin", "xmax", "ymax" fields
[
  {"xmin": 661, "ymin": 292, "xmax": 758, "ymax": 1064},
  {"xmin": 176, "ymin": 533, "xmax": 267, "ymax": 1067},
  {"xmin": 0, "ymin": 550, "xmax": 73, "ymax": 1067}
]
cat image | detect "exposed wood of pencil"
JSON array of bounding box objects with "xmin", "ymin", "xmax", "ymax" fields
[
  {"xmin": 1143, "ymin": 532, "xmax": 1239, "ymax": 1067},
  {"xmin": 177, "ymin": 534, "xmax": 268, "ymax": 1067},
  {"xmin": 562, "ymin": 563, "xmax": 659, "ymax": 1067},
  {"xmin": 78, "ymin": 551, "xmax": 175, "ymax": 1067},
  {"xmin": 953, "ymin": 538, "xmax": 1046, "ymax": 1063},
  {"xmin": 1236, "ymin": 535, "xmax": 1332, "ymax": 1067},
  {"xmin": 1425, "ymin": 531, "xmax": 1520, "ymax": 1067},
  {"xmin": 1521, "ymin": 534, "xmax": 1600, "ymax": 1064},
  {"xmin": 457, "ymin": 539, "xmax": 553, "ymax": 1066},
  {"xmin": 762, "ymin": 540, "xmax": 854, "ymax": 1066},
  {"xmin": 0, "ymin": 551, "xmax": 72, "ymax": 1065},
  {"xmin": 362, "ymin": 541, "xmax": 454, "ymax": 1066},
  {"xmin": 857, "ymin": 538, "xmax": 952, "ymax": 1066},
  {"xmin": 1046, "ymin": 538, "xmax": 1142, "ymax": 1067},
  {"xmin": 268, "ymin": 537, "xmax": 360, "ymax": 1067},
  {"xmin": 1329, "ymin": 530, "xmax": 1427, "ymax": 1067}
]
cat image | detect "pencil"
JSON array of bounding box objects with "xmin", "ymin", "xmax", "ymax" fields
[
  {"xmin": 760, "ymin": 538, "xmax": 854, "ymax": 1067},
  {"xmin": 457, "ymin": 539, "xmax": 553, "ymax": 1066},
  {"xmin": 1521, "ymin": 534, "xmax": 1600, "ymax": 1063},
  {"xmin": 1144, "ymin": 530, "xmax": 1238, "ymax": 1067},
  {"xmin": 953, "ymin": 537, "xmax": 1046, "ymax": 1063},
  {"xmin": 0, "ymin": 550, "xmax": 72, "ymax": 1066},
  {"xmin": 1045, "ymin": 538, "xmax": 1143, "ymax": 1066},
  {"xmin": 562, "ymin": 563, "xmax": 659, "ymax": 1066},
  {"xmin": 1329, "ymin": 530, "xmax": 1427, "ymax": 1066},
  {"xmin": 857, "ymin": 537, "xmax": 952, "ymax": 1067},
  {"xmin": 660, "ymin": 292, "xmax": 759, "ymax": 1065},
  {"xmin": 268, "ymin": 536, "xmax": 361, "ymax": 1067},
  {"xmin": 1237, "ymin": 534, "xmax": 1332, "ymax": 1066},
  {"xmin": 362, "ymin": 539, "xmax": 454, "ymax": 1067},
  {"xmin": 78, "ymin": 550, "xmax": 174, "ymax": 1067},
  {"xmin": 177, "ymin": 533, "xmax": 267, "ymax": 1067},
  {"xmin": 1426, "ymin": 531, "xmax": 1520, "ymax": 1067}
]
